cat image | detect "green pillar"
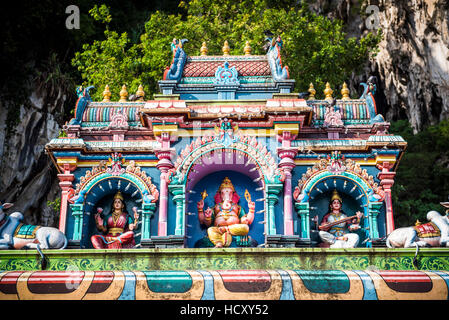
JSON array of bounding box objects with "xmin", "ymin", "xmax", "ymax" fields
[
  {"xmin": 295, "ymin": 202, "xmax": 310, "ymax": 239},
  {"xmin": 141, "ymin": 202, "xmax": 156, "ymax": 240},
  {"xmin": 368, "ymin": 202, "xmax": 382, "ymax": 239},
  {"xmin": 266, "ymin": 184, "xmax": 282, "ymax": 235},
  {"xmin": 69, "ymin": 203, "xmax": 84, "ymax": 241},
  {"xmin": 168, "ymin": 184, "xmax": 186, "ymax": 236}
]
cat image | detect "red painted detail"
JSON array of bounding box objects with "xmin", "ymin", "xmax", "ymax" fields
[
  {"xmin": 377, "ymin": 271, "xmax": 433, "ymax": 293},
  {"xmin": 27, "ymin": 271, "xmax": 85, "ymax": 294},
  {"xmin": 218, "ymin": 270, "xmax": 272, "ymax": 292},
  {"xmin": 0, "ymin": 271, "xmax": 24, "ymax": 294},
  {"xmin": 86, "ymin": 271, "xmax": 115, "ymax": 294}
]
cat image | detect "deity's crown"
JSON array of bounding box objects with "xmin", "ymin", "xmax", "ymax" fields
[
  {"xmin": 218, "ymin": 177, "xmax": 235, "ymax": 192},
  {"xmin": 331, "ymin": 189, "xmax": 342, "ymax": 203},
  {"xmin": 114, "ymin": 191, "xmax": 124, "ymax": 201}
]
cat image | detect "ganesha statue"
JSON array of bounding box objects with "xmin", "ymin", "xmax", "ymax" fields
[{"xmin": 197, "ymin": 177, "xmax": 256, "ymax": 248}]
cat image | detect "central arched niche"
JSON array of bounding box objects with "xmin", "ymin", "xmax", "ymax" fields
[
  {"xmin": 186, "ymin": 170, "xmax": 265, "ymax": 248},
  {"xmin": 80, "ymin": 177, "xmax": 143, "ymax": 248}
]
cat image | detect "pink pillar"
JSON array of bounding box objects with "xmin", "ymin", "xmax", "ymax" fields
[
  {"xmin": 278, "ymin": 131, "xmax": 298, "ymax": 236},
  {"xmin": 156, "ymin": 132, "xmax": 174, "ymax": 236},
  {"xmin": 377, "ymin": 162, "xmax": 396, "ymax": 235},
  {"xmin": 57, "ymin": 164, "xmax": 75, "ymax": 233}
]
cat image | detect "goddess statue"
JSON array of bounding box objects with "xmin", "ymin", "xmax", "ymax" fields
[
  {"xmin": 197, "ymin": 177, "xmax": 256, "ymax": 248},
  {"xmin": 91, "ymin": 191, "xmax": 139, "ymax": 249},
  {"xmin": 318, "ymin": 190, "xmax": 363, "ymax": 248}
]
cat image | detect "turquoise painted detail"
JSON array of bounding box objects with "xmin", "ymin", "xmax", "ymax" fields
[
  {"xmin": 143, "ymin": 271, "xmax": 192, "ymax": 293},
  {"xmin": 199, "ymin": 270, "xmax": 215, "ymax": 300},
  {"xmin": 353, "ymin": 270, "xmax": 378, "ymax": 300},
  {"xmin": 278, "ymin": 270, "xmax": 295, "ymax": 300},
  {"xmin": 118, "ymin": 271, "xmax": 137, "ymax": 300},
  {"xmin": 295, "ymin": 270, "xmax": 350, "ymax": 293}
]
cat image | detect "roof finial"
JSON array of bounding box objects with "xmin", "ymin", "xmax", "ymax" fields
[
  {"xmin": 308, "ymin": 83, "xmax": 316, "ymax": 100},
  {"xmin": 102, "ymin": 85, "xmax": 111, "ymax": 102},
  {"xmin": 223, "ymin": 40, "xmax": 230, "ymax": 56},
  {"xmin": 324, "ymin": 82, "xmax": 333, "ymax": 101},
  {"xmin": 244, "ymin": 41, "xmax": 252, "ymax": 55},
  {"xmin": 136, "ymin": 84, "xmax": 145, "ymax": 101},
  {"xmin": 119, "ymin": 84, "xmax": 128, "ymax": 102},
  {"xmin": 200, "ymin": 42, "xmax": 208, "ymax": 56},
  {"xmin": 341, "ymin": 82, "xmax": 350, "ymax": 100}
]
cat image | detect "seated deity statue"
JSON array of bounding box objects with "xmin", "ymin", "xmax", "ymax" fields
[
  {"xmin": 91, "ymin": 191, "xmax": 139, "ymax": 249},
  {"xmin": 318, "ymin": 190, "xmax": 363, "ymax": 248},
  {"xmin": 197, "ymin": 177, "xmax": 256, "ymax": 248}
]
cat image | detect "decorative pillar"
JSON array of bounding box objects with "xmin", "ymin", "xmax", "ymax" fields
[
  {"xmin": 368, "ymin": 202, "xmax": 382, "ymax": 240},
  {"xmin": 277, "ymin": 130, "xmax": 298, "ymax": 236},
  {"xmin": 155, "ymin": 132, "xmax": 175, "ymax": 237},
  {"xmin": 141, "ymin": 202, "xmax": 157, "ymax": 241},
  {"xmin": 70, "ymin": 203, "xmax": 84, "ymax": 241},
  {"xmin": 168, "ymin": 184, "xmax": 186, "ymax": 236},
  {"xmin": 57, "ymin": 163, "xmax": 76, "ymax": 233},
  {"xmin": 295, "ymin": 202, "xmax": 310, "ymax": 239},
  {"xmin": 377, "ymin": 161, "xmax": 396, "ymax": 235}
]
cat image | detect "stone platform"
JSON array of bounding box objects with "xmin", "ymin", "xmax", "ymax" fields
[{"xmin": 0, "ymin": 248, "xmax": 448, "ymax": 300}]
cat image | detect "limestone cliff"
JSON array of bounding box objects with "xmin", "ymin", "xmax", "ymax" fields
[
  {"xmin": 0, "ymin": 76, "xmax": 72, "ymax": 227},
  {"xmin": 310, "ymin": 0, "xmax": 449, "ymax": 132}
]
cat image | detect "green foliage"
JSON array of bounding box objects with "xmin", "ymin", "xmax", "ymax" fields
[
  {"xmin": 72, "ymin": 0, "xmax": 381, "ymax": 101},
  {"xmin": 390, "ymin": 119, "xmax": 449, "ymax": 227},
  {"xmin": 47, "ymin": 197, "xmax": 61, "ymax": 213}
]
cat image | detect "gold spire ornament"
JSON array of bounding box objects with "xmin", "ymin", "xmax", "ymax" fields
[
  {"xmin": 119, "ymin": 85, "xmax": 128, "ymax": 102},
  {"xmin": 244, "ymin": 41, "xmax": 252, "ymax": 55},
  {"xmin": 308, "ymin": 83, "xmax": 316, "ymax": 100},
  {"xmin": 102, "ymin": 85, "xmax": 111, "ymax": 102},
  {"xmin": 136, "ymin": 84, "xmax": 145, "ymax": 101},
  {"xmin": 341, "ymin": 82, "xmax": 350, "ymax": 100},
  {"xmin": 200, "ymin": 42, "xmax": 208, "ymax": 56},
  {"xmin": 222, "ymin": 40, "xmax": 230, "ymax": 56},
  {"xmin": 324, "ymin": 82, "xmax": 333, "ymax": 101}
]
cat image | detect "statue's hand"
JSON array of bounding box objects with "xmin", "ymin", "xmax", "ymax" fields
[
  {"xmin": 132, "ymin": 207, "xmax": 139, "ymax": 221},
  {"xmin": 356, "ymin": 211, "xmax": 363, "ymax": 219},
  {"xmin": 248, "ymin": 201, "xmax": 255, "ymax": 211},
  {"xmin": 95, "ymin": 214, "xmax": 103, "ymax": 226},
  {"xmin": 197, "ymin": 199, "xmax": 204, "ymax": 210},
  {"xmin": 204, "ymin": 208, "xmax": 213, "ymax": 219}
]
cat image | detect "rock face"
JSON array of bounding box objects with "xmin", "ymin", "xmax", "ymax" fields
[
  {"xmin": 0, "ymin": 79, "xmax": 70, "ymax": 227},
  {"xmin": 310, "ymin": 0, "xmax": 449, "ymax": 132}
]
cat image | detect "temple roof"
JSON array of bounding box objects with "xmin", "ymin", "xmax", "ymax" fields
[{"xmin": 182, "ymin": 55, "xmax": 272, "ymax": 78}]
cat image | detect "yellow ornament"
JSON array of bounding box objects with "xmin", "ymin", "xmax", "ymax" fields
[
  {"xmin": 341, "ymin": 82, "xmax": 350, "ymax": 100},
  {"xmin": 324, "ymin": 82, "xmax": 333, "ymax": 101},
  {"xmin": 244, "ymin": 41, "xmax": 252, "ymax": 55},
  {"xmin": 119, "ymin": 85, "xmax": 128, "ymax": 102},
  {"xmin": 200, "ymin": 42, "xmax": 208, "ymax": 56},
  {"xmin": 308, "ymin": 83, "xmax": 316, "ymax": 100},
  {"xmin": 222, "ymin": 40, "xmax": 230, "ymax": 56},
  {"xmin": 136, "ymin": 84, "xmax": 145, "ymax": 101},
  {"xmin": 102, "ymin": 85, "xmax": 111, "ymax": 102}
]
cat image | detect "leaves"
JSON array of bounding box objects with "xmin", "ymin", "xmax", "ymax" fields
[
  {"xmin": 390, "ymin": 119, "xmax": 449, "ymax": 227},
  {"xmin": 72, "ymin": 1, "xmax": 381, "ymax": 101}
]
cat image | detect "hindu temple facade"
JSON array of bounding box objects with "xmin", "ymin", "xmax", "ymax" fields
[{"xmin": 45, "ymin": 38, "xmax": 407, "ymax": 250}]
